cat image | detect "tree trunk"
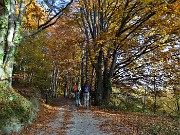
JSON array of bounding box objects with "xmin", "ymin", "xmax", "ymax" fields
[
  {"xmin": 85, "ymin": 48, "xmax": 89, "ymax": 82},
  {"xmin": 94, "ymin": 50, "xmax": 103, "ymax": 105},
  {"xmin": 49, "ymin": 66, "xmax": 58, "ymax": 97},
  {"xmin": 153, "ymin": 76, "xmax": 157, "ymax": 114},
  {"xmin": 94, "ymin": 70, "xmax": 103, "ymax": 105},
  {"xmin": 103, "ymin": 73, "xmax": 112, "ymax": 102},
  {"xmin": 80, "ymin": 49, "xmax": 84, "ymax": 86},
  {"xmin": 0, "ymin": 0, "xmax": 21, "ymax": 86},
  {"xmin": 103, "ymin": 58, "xmax": 112, "ymax": 102},
  {"xmin": 142, "ymin": 89, "xmax": 147, "ymax": 112},
  {"xmin": 103, "ymin": 49, "xmax": 117, "ymax": 103},
  {"xmin": 176, "ymin": 95, "xmax": 180, "ymax": 112},
  {"xmin": 53, "ymin": 67, "xmax": 58, "ymax": 97},
  {"xmin": 0, "ymin": 1, "xmax": 9, "ymax": 84},
  {"xmin": 0, "ymin": 39, "xmax": 17, "ymax": 86}
]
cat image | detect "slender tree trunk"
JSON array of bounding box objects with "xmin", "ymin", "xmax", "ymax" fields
[
  {"xmin": 64, "ymin": 72, "xmax": 68, "ymax": 98},
  {"xmin": 90, "ymin": 67, "xmax": 95, "ymax": 90},
  {"xmin": 85, "ymin": 48, "xmax": 89, "ymax": 82},
  {"xmin": 174, "ymin": 87, "xmax": 180, "ymax": 112},
  {"xmin": 49, "ymin": 66, "xmax": 58, "ymax": 97},
  {"xmin": 142, "ymin": 89, "xmax": 147, "ymax": 112},
  {"xmin": 81, "ymin": 50, "xmax": 85, "ymax": 86},
  {"xmin": 54, "ymin": 68, "xmax": 58, "ymax": 97},
  {"xmin": 176, "ymin": 95, "xmax": 180, "ymax": 112},
  {"xmin": 153, "ymin": 76, "xmax": 157, "ymax": 114}
]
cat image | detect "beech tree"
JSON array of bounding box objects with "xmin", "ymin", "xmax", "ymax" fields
[
  {"xmin": 76, "ymin": 0, "xmax": 178, "ymax": 105},
  {"xmin": 0, "ymin": 0, "xmax": 73, "ymax": 87}
]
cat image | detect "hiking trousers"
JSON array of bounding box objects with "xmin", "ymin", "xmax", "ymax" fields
[
  {"xmin": 83, "ymin": 92, "xmax": 89, "ymax": 109},
  {"xmin": 75, "ymin": 92, "xmax": 81, "ymax": 106}
]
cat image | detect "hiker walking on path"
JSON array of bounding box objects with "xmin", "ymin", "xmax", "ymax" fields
[
  {"xmin": 83, "ymin": 82, "xmax": 90, "ymax": 109},
  {"xmin": 77, "ymin": 82, "xmax": 82, "ymax": 106},
  {"xmin": 73, "ymin": 82, "xmax": 81, "ymax": 106},
  {"xmin": 73, "ymin": 83, "xmax": 78, "ymax": 106}
]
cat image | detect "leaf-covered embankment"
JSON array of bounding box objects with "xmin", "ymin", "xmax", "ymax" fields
[{"xmin": 0, "ymin": 83, "xmax": 37, "ymax": 134}]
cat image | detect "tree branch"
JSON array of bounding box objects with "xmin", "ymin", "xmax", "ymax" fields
[
  {"xmin": 23, "ymin": 0, "xmax": 73, "ymax": 38},
  {"xmin": 38, "ymin": 0, "xmax": 73, "ymax": 29}
]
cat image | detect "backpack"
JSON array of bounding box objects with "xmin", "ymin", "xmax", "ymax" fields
[
  {"xmin": 78, "ymin": 85, "xmax": 81, "ymax": 92},
  {"xmin": 84, "ymin": 84, "xmax": 89, "ymax": 93},
  {"xmin": 73, "ymin": 85, "xmax": 78, "ymax": 92}
]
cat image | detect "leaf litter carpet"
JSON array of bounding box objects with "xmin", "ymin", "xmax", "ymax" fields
[{"xmin": 12, "ymin": 97, "xmax": 176, "ymax": 135}]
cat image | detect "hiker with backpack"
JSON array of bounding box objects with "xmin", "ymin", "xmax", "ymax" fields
[
  {"xmin": 73, "ymin": 82, "xmax": 81, "ymax": 106},
  {"xmin": 83, "ymin": 82, "xmax": 90, "ymax": 109},
  {"xmin": 77, "ymin": 82, "xmax": 82, "ymax": 106}
]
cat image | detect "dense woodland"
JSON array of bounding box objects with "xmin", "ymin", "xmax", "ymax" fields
[{"xmin": 0, "ymin": 0, "xmax": 179, "ymax": 134}]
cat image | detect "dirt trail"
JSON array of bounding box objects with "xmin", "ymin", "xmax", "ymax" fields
[
  {"xmin": 12, "ymin": 97, "xmax": 180, "ymax": 135},
  {"xmin": 41, "ymin": 98, "xmax": 114, "ymax": 135},
  {"xmin": 46, "ymin": 104, "xmax": 113, "ymax": 135},
  {"xmin": 13, "ymin": 98, "xmax": 133, "ymax": 135}
]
